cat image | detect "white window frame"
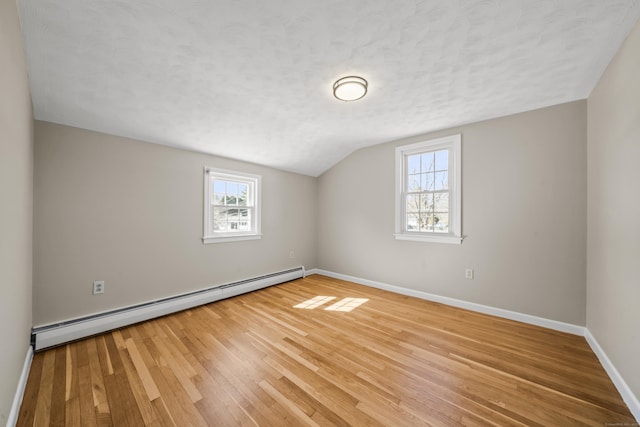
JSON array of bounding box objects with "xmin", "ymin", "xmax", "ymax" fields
[
  {"xmin": 203, "ymin": 167, "xmax": 262, "ymax": 244},
  {"xmin": 394, "ymin": 134, "xmax": 462, "ymax": 244}
]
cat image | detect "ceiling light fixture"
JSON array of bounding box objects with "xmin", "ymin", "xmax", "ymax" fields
[{"xmin": 333, "ymin": 76, "xmax": 368, "ymax": 102}]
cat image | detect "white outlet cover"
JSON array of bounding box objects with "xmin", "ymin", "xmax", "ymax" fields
[{"xmin": 93, "ymin": 280, "xmax": 105, "ymax": 294}]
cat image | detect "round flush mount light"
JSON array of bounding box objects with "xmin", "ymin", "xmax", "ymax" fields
[{"xmin": 333, "ymin": 76, "xmax": 368, "ymax": 101}]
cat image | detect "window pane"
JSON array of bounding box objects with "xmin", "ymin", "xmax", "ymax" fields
[
  {"xmin": 406, "ymin": 195, "xmax": 419, "ymax": 213},
  {"xmin": 213, "ymin": 179, "xmax": 249, "ymax": 206},
  {"xmin": 421, "ymin": 193, "xmax": 433, "ymax": 213},
  {"xmin": 213, "ymin": 180, "xmax": 225, "ymax": 193},
  {"xmin": 407, "ymin": 155, "xmax": 421, "ymax": 174},
  {"xmin": 214, "ymin": 193, "xmax": 225, "ymax": 204},
  {"xmin": 238, "ymin": 209, "xmax": 250, "ymax": 230},
  {"xmin": 213, "ymin": 207, "xmax": 228, "ymax": 231},
  {"xmin": 435, "ymin": 150, "xmax": 448, "ymax": 171},
  {"xmin": 227, "ymin": 182, "xmax": 239, "ymax": 195},
  {"xmin": 421, "ymin": 152, "xmax": 435, "ymax": 173},
  {"xmin": 407, "ymin": 214, "xmax": 419, "ymax": 231},
  {"xmin": 434, "ymin": 171, "xmax": 448, "ymax": 190},
  {"xmin": 419, "ymin": 173, "xmax": 425, "ymax": 190},
  {"xmin": 213, "ymin": 206, "xmax": 252, "ymax": 233},
  {"xmin": 213, "ymin": 179, "xmax": 228, "ymax": 205},
  {"xmin": 238, "ymin": 184, "xmax": 248, "ymax": 206},
  {"xmin": 425, "ymin": 172, "xmax": 434, "ymax": 191},
  {"xmin": 424, "ymin": 214, "xmax": 433, "ymax": 232},
  {"xmin": 434, "ymin": 212, "xmax": 449, "ymax": 233},
  {"xmin": 435, "ymin": 193, "xmax": 449, "ymax": 211},
  {"xmin": 408, "ymin": 174, "xmax": 421, "ymax": 191},
  {"xmin": 226, "ymin": 209, "xmax": 239, "ymax": 231}
]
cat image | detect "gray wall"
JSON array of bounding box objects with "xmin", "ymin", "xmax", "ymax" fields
[
  {"xmin": 587, "ymin": 19, "xmax": 640, "ymax": 399},
  {"xmin": 34, "ymin": 121, "xmax": 317, "ymax": 325},
  {"xmin": 318, "ymin": 101, "xmax": 587, "ymax": 325},
  {"xmin": 0, "ymin": 0, "xmax": 33, "ymax": 422}
]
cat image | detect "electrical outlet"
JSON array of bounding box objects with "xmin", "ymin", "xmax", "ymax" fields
[
  {"xmin": 465, "ymin": 269, "xmax": 474, "ymax": 280},
  {"xmin": 289, "ymin": 251, "xmax": 295, "ymax": 258},
  {"xmin": 93, "ymin": 280, "xmax": 105, "ymax": 295}
]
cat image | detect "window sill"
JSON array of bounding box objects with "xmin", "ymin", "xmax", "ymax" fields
[
  {"xmin": 394, "ymin": 233, "xmax": 463, "ymax": 245},
  {"xmin": 203, "ymin": 234, "xmax": 263, "ymax": 244}
]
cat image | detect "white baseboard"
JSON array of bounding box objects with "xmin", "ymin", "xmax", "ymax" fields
[
  {"xmin": 584, "ymin": 329, "xmax": 640, "ymax": 423},
  {"xmin": 6, "ymin": 346, "xmax": 33, "ymax": 427},
  {"xmin": 307, "ymin": 269, "xmax": 585, "ymax": 335}
]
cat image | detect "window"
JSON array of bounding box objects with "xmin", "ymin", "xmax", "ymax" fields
[
  {"xmin": 395, "ymin": 134, "xmax": 462, "ymax": 244},
  {"xmin": 203, "ymin": 167, "xmax": 261, "ymax": 244}
]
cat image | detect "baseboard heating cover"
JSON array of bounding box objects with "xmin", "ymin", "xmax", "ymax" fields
[{"xmin": 31, "ymin": 266, "xmax": 305, "ymax": 350}]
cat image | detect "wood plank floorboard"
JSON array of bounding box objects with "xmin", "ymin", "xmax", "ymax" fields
[{"xmin": 17, "ymin": 274, "xmax": 636, "ymax": 426}]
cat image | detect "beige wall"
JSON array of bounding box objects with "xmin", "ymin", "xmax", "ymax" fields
[
  {"xmin": 587, "ymin": 20, "xmax": 640, "ymax": 399},
  {"xmin": 33, "ymin": 121, "xmax": 317, "ymax": 325},
  {"xmin": 0, "ymin": 0, "xmax": 34, "ymax": 422},
  {"xmin": 318, "ymin": 101, "xmax": 587, "ymax": 325}
]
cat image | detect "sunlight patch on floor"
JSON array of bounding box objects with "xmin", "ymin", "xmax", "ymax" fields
[
  {"xmin": 294, "ymin": 295, "xmax": 336, "ymax": 309},
  {"xmin": 294, "ymin": 296, "xmax": 369, "ymax": 312},
  {"xmin": 324, "ymin": 298, "xmax": 369, "ymax": 312}
]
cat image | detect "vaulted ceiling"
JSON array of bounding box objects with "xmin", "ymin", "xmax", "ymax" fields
[{"xmin": 17, "ymin": 0, "xmax": 640, "ymax": 176}]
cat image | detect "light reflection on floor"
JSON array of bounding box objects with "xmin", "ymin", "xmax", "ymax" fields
[{"xmin": 294, "ymin": 296, "xmax": 369, "ymax": 312}]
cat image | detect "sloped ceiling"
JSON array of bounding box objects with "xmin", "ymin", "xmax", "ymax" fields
[{"xmin": 17, "ymin": 0, "xmax": 640, "ymax": 176}]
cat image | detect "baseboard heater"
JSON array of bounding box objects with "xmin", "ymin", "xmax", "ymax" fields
[{"xmin": 31, "ymin": 266, "xmax": 305, "ymax": 351}]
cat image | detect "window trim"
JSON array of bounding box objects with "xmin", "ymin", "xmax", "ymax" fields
[
  {"xmin": 203, "ymin": 167, "xmax": 262, "ymax": 244},
  {"xmin": 394, "ymin": 134, "xmax": 462, "ymax": 244}
]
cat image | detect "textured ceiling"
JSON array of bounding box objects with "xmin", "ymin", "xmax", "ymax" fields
[{"xmin": 17, "ymin": 0, "xmax": 640, "ymax": 176}]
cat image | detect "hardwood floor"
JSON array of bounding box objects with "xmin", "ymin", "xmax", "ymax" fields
[{"xmin": 17, "ymin": 274, "xmax": 635, "ymax": 426}]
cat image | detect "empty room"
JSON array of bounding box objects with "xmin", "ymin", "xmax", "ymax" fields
[{"xmin": 2, "ymin": 0, "xmax": 639, "ymax": 425}]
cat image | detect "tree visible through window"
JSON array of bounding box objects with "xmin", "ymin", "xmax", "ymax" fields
[
  {"xmin": 395, "ymin": 134, "xmax": 462, "ymax": 244},
  {"xmin": 406, "ymin": 149, "xmax": 450, "ymax": 233}
]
